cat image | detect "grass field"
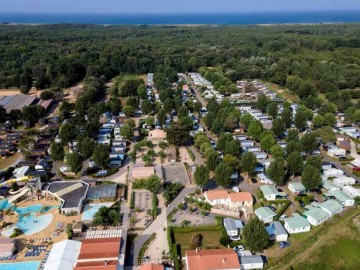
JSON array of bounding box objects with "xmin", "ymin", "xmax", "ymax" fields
[
  {"xmin": 174, "ymin": 229, "xmax": 223, "ymax": 255},
  {"xmin": 266, "ymin": 207, "xmax": 360, "ymax": 270}
]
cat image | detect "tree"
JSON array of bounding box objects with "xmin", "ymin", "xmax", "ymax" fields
[
  {"xmin": 224, "ymin": 140, "xmax": 242, "ymax": 158},
  {"xmin": 240, "ymin": 113, "xmax": 254, "ymax": 128},
  {"xmin": 314, "ymin": 126, "xmax": 336, "ymax": 144},
  {"xmin": 189, "ymin": 233, "xmax": 203, "ymax": 249},
  {"xmin": 177, "ymin": 105, "xmax": 189, "ymax": 119},
  {"xmin": 78, "ymin": 137, "xmax": 95, "ymax": 159},
  {"xmin": 267, "ymin": 103, "xmax": 278, "ymax": 119},
  {"xmin": 257, "ymin": 95, "xmax": 268, "ymax": 112},
  {"xmin": 287, "ymin": 129, "xmax": 299, "ymax": 142},
  {"xmin": 66, "ymin": 152, "xmax": 83, "ymax": 173},
  {"xmin": 40, "ymin": 90, "xmax": 55, "ymax": 100},
  {"xmin": 194, "ymin": 165, "xmax": 210, "ymax": 189},
  {"xmin": 137, "ymin": 85, "xmax": 147, "ymax": 100},
  {"xmin": 242, "ymin": 217, "xmax": 269, "ymax": 252},
  {"xmin": 93, "ymin": 206, "xmax": 120, "ymax": 226},
  {"xmin": 157, "ymin": 108, "xmax": 167, "ymax": 125},
  {"xmin": 122, "ymin": 105, "xmax": 135, "ymax": 117},
  {"xmin": 272, "ymin": 117, "xmax": 286, "ymax": 137},
  {"xmin": 248, "ymin": 121, "xmax": 264, "ymax": 141},
  {"xmin": 294, "ymin": 109, "xmax": 307, "ymax": 130},
  {"xmin": 267, "ymin": 158, "xmax": 287, "ymax": 185},
  {"xmin": 22, "ymin": 105, "xmax": 46, "ymax": 124},
  {"xmin": 207, "ymin": 150, "xmax": 220, "ymax": 171},
  {"xmin": 287, "ymin": 151, "xmax": 303, "ymax": 178},
  {"xmin": 50, "ymin": 142, "xmax": 64, "ymax": 161},
  {"xmin": 318, "ymin": 102, "xmax": 336, "ymax": 116},
  {"xmin": 145, "ymin": 175, "xmax": 162, "ymax": 193},
  {"xmin": 166, "ymin": 124, "xmax": 190, "ymax": 146},
  {"xmin": 260, "ymin": 134, "xmax": 276, "ymax": 153},
  {"xmin": 120, "ymin": 124, "xmax": 134, "ymax": 140},
  {"xmin": 217, "ymin": 133, "xmax": 233, "ymax": 151},
  {"xmin": 301, "ymin": 165, "xmax": 322, "ymax": 191},
  {"xmin": 240, "ymin": 152, "xmax": 257, "ymax": 179},
  {"xmin": 301, "ymin": 132, "xmax": 318, "ymax": 153},
  {"xmin": 323, "ymin": 113, "xmax": 336, "ymax": 127},
  {"xmin": 281, "ymin": 107, "xmax": 292, "ymax": 128},
  {"xmin": 141, "ymin": 99, "xmax": 153, "ymax": 115},
  {"xmin": 92, "ymin": 144, "xmax": 110, "ymax": 169},
  {"xmin": 286, "ymin": 140, "xmax": 302, "ymax": 156},
  {"xmin": 19, "ymin": 85, "xmax": 29, "ymax": 94},
  {"xmin": 107, "ymin": 97, "xmax": 122, "ymax": 115},
  {"xmin": 312, "ymin": 115, "xmax": 324, "ymax": 128},
  {"xmin": 19, "ymin": 137, "xmax": 35, "ymax": 156},
  {"xmin": 145, "ymin": 116, "xmax": 155, "ymax": 127},
  {"xmin": 214, "ymin": 163, "xmax": 233, "ymax": 187},
  {"xmin": 305, "ymin": 155, "xmax": 322, "ymax": 170},
  {"xmin": 223, "ymin": 154, "xmax": 241, "ymax": 172},
  {"xmin": 270, "ymin": 144, "xmax": 284, "ymax": 159}
]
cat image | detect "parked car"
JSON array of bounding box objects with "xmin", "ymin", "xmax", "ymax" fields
[
  {"xmin": 279, "ymin": 242, "xmax": 291, "ymax": 249},
  {"xmin": 314, "ymin": 189, "xmax": 322, "ymax": 194},
  {"xmin": 299, "ymin": 200, "xmax": 305, "ymax": 207},
  {"xmin": 266, "ymin": 205, "xmax": 277, "ymax": 212},
  {"xmin": 277, "ymin": 188, "xmax": 283, "ymax": 192},
  {"xmin": 310, "ymin": 199, "xmax": 318, "ymax": 203},
  {"xmin": 251, "ymin": 178, "xmax": 257, "ymax": 184},
  {"xmin": 353, "ymin": 167, "xmax": 360, "ymax": 172},
  {"xmin": 338, "ymin": 156, "xmax": 348, "ymax": 161},
  {"xmin": 233, "ymin": 245, "xmax": 245, "ymax": 251}
]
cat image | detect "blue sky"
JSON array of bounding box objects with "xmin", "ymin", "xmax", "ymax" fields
[{"xmin": 2, "ymin": 0, "xmax": 360, "ymax": 13}]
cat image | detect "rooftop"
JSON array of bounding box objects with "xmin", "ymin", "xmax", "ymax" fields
[
  {"xmin": 78, "ymin": 237, "xmax": 121, "ymax": 260},
  {"xmin": 228, "ymin": 192, "xmax": 253, "ymax": 202},
  {"xmin": 47, "ymin": 181, "xmax": 88, "ymax": 208},
  {"xmin": 255, "ymin": 207, "xmax": 277, "ymax": 218},
  {"xmin": 240, "ymin": 255, "xmax": 263, "ymax": 265},
  {"xmin": 304, "ymin": 207, "xmax": 329, "ymax": 222},
  {"xmin": 283, "ymin": 213, "xmax": 310, "ymax": 229},
  {"xmin": 87, "ymin": 184, "xmax": 117, "ymax": 200},
  {"xmin": 325, "ymin": 190, "xmax": 353, "ymax": 203},
  {"xmin": 205, "ymin": 190, "xmax": 229, "ymax": 201},
  {"xmin": 185, "ymin": 249, "xmax": 240, "ymax": 270},
  {"xmin": 260, "ymin": 185, "xmax": 286, "ymax": 197},
  {"xmin": 319, "ymin": 199, "xmax": 343, "ymax": 213}
]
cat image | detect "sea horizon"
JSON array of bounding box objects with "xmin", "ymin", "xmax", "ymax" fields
[{"xmin": 0, "ymin": 10, "xmax": 360, "ymax": 25}]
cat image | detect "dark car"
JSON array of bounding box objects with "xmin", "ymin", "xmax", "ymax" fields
[
  {"xmin": 299, "ymin": 200, "xmax": 306, "ymax": 207},
  {"xmin": 266, "ymin": 205, "xmax": 277, "ymax": 212},
  {"xmin": 279, "ymin": 241, "xmax": 291, "ymax": 249},
  {"xmin": 310, "ymin": 199, "xmax": 318, "ymax": 203},
  {"xmin": 314, "ymin": 189, "xmax": 322, "ymax": 194},
  {"xmin": 277, "ymin": 188, "xmax": 283, "ymax": 192},
  {"xmin": 251, "ymin": 178, "xmax": 257, "ymax": 184}
]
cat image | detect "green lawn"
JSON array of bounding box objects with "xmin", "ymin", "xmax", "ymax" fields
[{"xmin": 174, "ymin": 230, "xmax": 223, "ymax": 255}]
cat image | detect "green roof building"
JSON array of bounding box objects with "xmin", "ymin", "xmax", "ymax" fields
[
  {"xmin": 304, "ymin": 207, "xmax": 330, "ymax": 226},
  {"xmin": 283, "ymin": 213, "xmax": 311, "ymax": 234},
  {"xmin": 255, "ymin": 207, "xmax": 277, "ymax": 223}
]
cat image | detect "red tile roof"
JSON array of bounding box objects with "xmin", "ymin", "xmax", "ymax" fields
[
  {"xmin": 77, "ymin": 237, "xmax": 120, "ymax": 260},
  {"xmin": 75, "ymin": 260, "xmax": 117, "ymax": 270},
  {"xmin": 205, "ymin": 190, "xmax": 229, "ymax": 200},
  {"xmin": 228, "ymin": 192, "xmax": 253, "ymax": 202},
  {"xmin": 138, "ymin": 264, "xmax": 164, "ymax": 270},
  {"xmin": 186, "ymin": 249, "xmax": 240, "ymax": 270}
]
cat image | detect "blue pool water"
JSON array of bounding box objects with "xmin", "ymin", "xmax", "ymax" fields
[
  {"xmin": 0, "ymin": 199, "xmax": 11, "ymax": 210},
  {"xmin": 82, "ymin": 202, "xmax": 113, "ymax": 221},
  {"xmin": 14, "ymin": 204, "xmax": 43, "ymax": 215},
  {"xmin": 0, "ymin": 261, "xmax": 40, "ymax": 270},
  {"xmin": 1, "ymin": 213, "xmax": 53, "ymax": 237}
]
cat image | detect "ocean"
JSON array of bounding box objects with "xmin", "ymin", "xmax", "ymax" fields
[{"xmin": 0, "ymin": 10, "xmax": 359, "ymax": 25}]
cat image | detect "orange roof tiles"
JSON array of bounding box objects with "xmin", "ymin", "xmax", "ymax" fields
[
  {"xmin": 186, "ymin": 249, "xmax": 240, "ymax": 270},
  {"xmin": 75, "ymin": 260, "xmax": 117, "ymax": 270},
  {"xmin": 138, "ymin": 264, "xmax": 165, "ymax": 270},
  {"xmin": 205, "ymin": 190, "xmax": 229, "ymax": 200},
  {"xmin": 228, "ymin": 192, "xmax": 253, "ymax": 202},
  {"xmin": 77, "ymin": 237, "xmax": 120, "ymax": 260}
]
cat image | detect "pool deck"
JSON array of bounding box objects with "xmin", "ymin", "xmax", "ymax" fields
[{"xmin": 0, "ymin": 197, "xmax": 82, "ymax": 264}]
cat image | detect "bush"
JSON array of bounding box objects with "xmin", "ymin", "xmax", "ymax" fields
[
  {"xmin": 219, "ymin": 235, "xmax": 230, "ymax": 247},
  {"xmin": 275, "ymin": 200, "xmax": 292, "ymax": 220},
  {"xmin": 10, "ymin": 228, "xmax": 23, "ymax": 238},
  {"xmin": 130, "ymin": 192, "xmax": 135, "ymax": 209},
  {"xmin": 186, "ymin": 148, "xmax": 195, "ymax": 161},
  {"xmin": 66, "ymin": 223, "xmax": 73, "ymax": 239},
  {"xmin": 152, "ymin": 193, "xmax": 159, "ymax": 219}
]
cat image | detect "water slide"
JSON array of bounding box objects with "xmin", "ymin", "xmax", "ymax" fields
[
  {"xmin": 0, "ymin": 176, "xmax": 32, "ymax": 188},
  {"xmin": 8, "ymin": 187, "xmax": 31, "ymax": 204}
]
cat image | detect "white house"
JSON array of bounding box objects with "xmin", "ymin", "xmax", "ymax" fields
[
  {"xmin": 255, "ymin": 207, "xmax": 277, "ymax": 223},
  {"xmin": 266, "ymin": 221, "xmax": 288, "ymax": 242},
  {"xmin": 327, "ymin": 148, "xmax": 346, "ymax": 158},
  {"xmin": 204, "ymin": 190, "xmax": 229, "ymax": 206},
  {"xmin": 223, "ymin": 218, "xmax": 243, "ymax": 237},
  {"xmin": 321, "ymin": 162, "xmax": 333, "ymax": 171},
  {"xmin": 240, "ymin": 255, "xmax": 264, "ymax": 270},
  {"xmin": 324, "ymin": 190, "xmax": 355, "ymax": 207},
  {"xmin": 333, "ymin": 176, "xmax": 356, "ymax": 188},
  {"xmin": 342, "ymin": 185, "xmax": 360, "ymax": 198},
  {"xmin": 260, "ymin": 185, "xmax": 287, "ymax": 201},
  {"xmin": 283, "ymin": 213, "xmax": 311, "ymax": 234},
  {"xmin": 258, "ymin": 173, "xmax": 274, "ymax": 184},
  {"xmin": 288, "ymin": 182, "xmax": 307, "ymax": 195},
  {"xmin": 304, "ymin": 207, "xmax": 330, "ymax": 226},
  {"xmin": 318, "ymin": 199, "xmax": 343, "ymax": 216},
  {"xmin": 241, "ymin": 140, "xmax": 255, "ymax": 148},
  {"xmin": 322, "ymin": 180, "xmax": 341, "ymax": 191},
  {"xmin": 255, "ymin": 152, "xmax": 268, "ymax": 160},
  {"xmin": 323, "ymin": 168, "xmax": 344, "ymax": 178}
]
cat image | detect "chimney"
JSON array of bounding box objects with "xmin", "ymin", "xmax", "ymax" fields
[
  {"xmin": 223, "ymin": 258, "xmax": 226, "ymax": 263},
  {"xmin": 104, "ymin": 260, "xmax": 108, "ymax": 265}
]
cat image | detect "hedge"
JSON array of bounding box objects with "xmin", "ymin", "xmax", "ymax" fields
[
  {"xmin": 186, "ymin": 148, "xmax": 195, "ymax": 161},
  {"xmin": 130, "ymin": 192, "xmax": 135, "ymax": 209},
  {"xmin": 275, "ymin": 200, "xmax": 292, "ymax": 220}
]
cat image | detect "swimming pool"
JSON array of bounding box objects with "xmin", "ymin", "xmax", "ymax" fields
[
  {"xmin": 1, "ymin": 213, "xmax": 53, "ymax": 237},
  {"xmin": 0, "ymin": 261, "xmax": 40, "ymax": 270},
  {"xmin": 14, "ymin": 204, "xmax": 43, "ymax": 215},
  {"xmin": 0, "ymin": 199, "xmax": 11, "ymax": 210},
  {"xmin": 82, "ymin": 202, "xmax": 113, "ymax": 221}
]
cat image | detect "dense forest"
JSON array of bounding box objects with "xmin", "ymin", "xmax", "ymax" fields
[{"xmin": 1, "ymin": 23, "xmax": 360, "ymax": 111}]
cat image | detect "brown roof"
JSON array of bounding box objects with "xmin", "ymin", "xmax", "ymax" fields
[
  {"xmin": 75, "ymin": 260, "xmax": 117, "ymax": 270},
  {"xmin": 138, "ymin": 264, "xmax": 164, "ymax": 270},
  {"xmin": 77, "ymin": 237, "xmax": 120, "ymax": 260},
  {"xmin": 186, "ymin": 249, "xmax": 240, "ymax": 270},
  {"xmin": 228, "ymin": 192, "xmax": 253, "ymax": 202},
  {"xmin": 205, "ymin": 190, "xmax": 229, "ymax": 200}
]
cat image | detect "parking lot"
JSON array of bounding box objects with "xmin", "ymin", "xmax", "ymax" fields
[
  {"xmin": 163, "ymin": 164, "xmax": 190, "ymax": 185},
  {"xmin": 134, "ymin": 190, "xmax": 152, "ymax": 210},
  {"xmin": 169, "ymin": 208, "xmax": 216, "ymax": 227}
]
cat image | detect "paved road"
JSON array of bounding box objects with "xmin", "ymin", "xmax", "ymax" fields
[
  {"xmin": 129, "ymin": 186, "xmax": 196, "ymax": 268},
  {"xmin": 119, "ymin": 203, "xmax": 130, "ymax": 269}
]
